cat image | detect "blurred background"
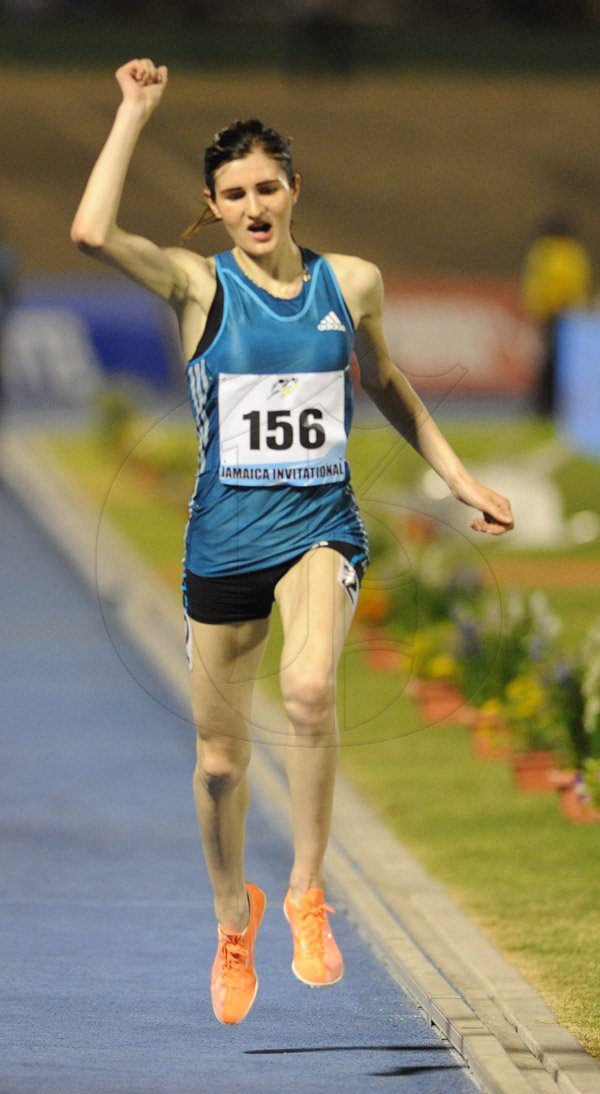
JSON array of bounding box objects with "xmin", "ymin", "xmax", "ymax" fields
[
  {"xmin": 1, "ymin": 0, "xmax": 600, "ymax": 448},
  {"xmin": 1, "ymin": 1, "xmax": 600, "ymax": 457},
  {"xmin": 1, "ymin": 3, "xmax": 600, "ymax": 474}
]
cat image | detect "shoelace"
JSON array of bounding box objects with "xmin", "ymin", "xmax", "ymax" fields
[
  {"xmin": 295, "ymin": 901, "xmax": 336, "ymax": 954},
  {"xmin": 216, "ymin": 935, "xmax": 251, "ymax": 988}
]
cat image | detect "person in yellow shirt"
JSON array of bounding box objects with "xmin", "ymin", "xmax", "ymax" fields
[{"xmin": 522, "ymin": 216, "xmax": 593, "ymax": 415}]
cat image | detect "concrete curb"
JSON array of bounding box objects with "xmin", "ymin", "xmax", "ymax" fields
[{"xmin": 4, "ymin": 429, "xmax": 600, "ymax": 1094}]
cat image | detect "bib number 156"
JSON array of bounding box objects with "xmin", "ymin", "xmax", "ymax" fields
[{"xmin": 242, "ymin": 408, "xmax": 325, "ymax": 451}]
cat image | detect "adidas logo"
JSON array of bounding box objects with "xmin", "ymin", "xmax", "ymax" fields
[{"xmin": 317, "ymin": 311, "xmax": 346, "ymax": 332}]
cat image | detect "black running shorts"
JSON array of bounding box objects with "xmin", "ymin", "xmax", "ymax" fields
[{"xmin": 183, "ymin": 541, "xmax": 366, "ymax": 625}]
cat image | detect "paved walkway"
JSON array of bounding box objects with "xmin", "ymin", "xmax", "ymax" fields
[{"xmin": 0, "ymin": 477, "xmax": 474, "ymax": 1091}]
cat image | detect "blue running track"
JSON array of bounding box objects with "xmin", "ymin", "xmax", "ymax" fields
[{"xmin": 0, "ymin": 480, "xmax": 476, "ymax": 1093}]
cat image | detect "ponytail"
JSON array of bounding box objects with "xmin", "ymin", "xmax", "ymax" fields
[{"xmin": 180, "ymin": 204, "xmax": 220, "ymax": 242}]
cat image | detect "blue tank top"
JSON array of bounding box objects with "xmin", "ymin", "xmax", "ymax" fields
[{"xmin": 184, "ymin": 247, "xmax": 369, "ymax": 576}]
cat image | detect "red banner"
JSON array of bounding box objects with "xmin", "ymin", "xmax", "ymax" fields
[{"xmin": 382, "ymin": 277, "xmax": 540, "ymax": 395}]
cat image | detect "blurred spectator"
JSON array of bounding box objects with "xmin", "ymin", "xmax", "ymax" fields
[{"xmin": 521, "ymin": 215, "xmax": 593, "ymax": 416}]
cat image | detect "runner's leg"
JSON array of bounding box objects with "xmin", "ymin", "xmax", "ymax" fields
[
  {"xmin": 275, "ymin": 547, "xmax": 355, "ymax": 900},
  {"xmin": 188, "ymin": 617, "xmax": 270, "ymax": 933}
]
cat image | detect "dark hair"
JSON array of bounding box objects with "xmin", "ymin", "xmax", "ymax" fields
[{"xmin": 181, "ymin": 119, "xmax": 296, "ymax": 240}]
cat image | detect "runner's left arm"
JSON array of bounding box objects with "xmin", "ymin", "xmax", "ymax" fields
[{"xmin": 354, "ymin": 263, "xmax": 514, "ymax": 536}]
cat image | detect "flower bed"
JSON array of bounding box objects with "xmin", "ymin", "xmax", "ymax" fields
[{"xmin": 358, "ymin": 523, "xmax": 600, "ymax": 817}]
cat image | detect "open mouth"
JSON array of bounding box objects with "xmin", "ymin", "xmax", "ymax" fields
[{"xmin": 248, "ymin": 222, "xmax": 271, "ymax": 236}]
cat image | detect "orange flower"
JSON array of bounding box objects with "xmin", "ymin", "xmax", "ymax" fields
[{"xmin": 354, "ymin": 588, "xmax": 392, "ymax": 626}]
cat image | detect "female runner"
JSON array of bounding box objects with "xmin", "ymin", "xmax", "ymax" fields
[{"xmin": 71, "ymin": 58, "xmax": 514, "ymax": 1026}]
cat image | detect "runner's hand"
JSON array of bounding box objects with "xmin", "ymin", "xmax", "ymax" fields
[
  {"xmin": 115, "ymin": 58, "xmax": 168, "ymax": 116},
  {"xmin": 451, "ymin": 476, "xmax": 514, "ymax": 536}
]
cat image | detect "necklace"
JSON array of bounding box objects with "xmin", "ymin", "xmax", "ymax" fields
[{"xmin": 234, "ymin": 248, "xmax": 310, "ymax": 296}]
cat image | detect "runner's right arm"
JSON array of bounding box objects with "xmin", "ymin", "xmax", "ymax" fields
[{"xmin": 70, "ymin": 58, "xmax": 193, "ymax": 309}]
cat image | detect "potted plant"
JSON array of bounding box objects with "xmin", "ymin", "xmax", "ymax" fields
[
  {"xmin": 547, "ymin": 618, "xmax": 600, "ymax": 822},
  {"xmin": 502, "ymin": 671, "xmax": 568, "ymax": 791},
  {"xmin": 558, "ymin": 765, "xmax": 600, "ymax": 824},
  {"xmin": 581, "ymin": 617, "xmax": 600, "ymax": 757},
  {"xmin": 470, "ymin": 696, "xmax": 512, "ymax": 760},
  {"xmin": 403, "ymin": 621, "xmax": 454, "ymax": 691},
  {"xmin": 581, "ymin": 759, "xmax": 600, "ymax": 815},
  {"xmin": 389, "ymin": 550, "xmax": 485, "ymax": 719},
  {"xmin": 451, "ymin": 588, "xmax": 561, "ymax": 715},
  {"xmin": 410, "ymin": 646, "xmax": 466, "ymax": 724}
]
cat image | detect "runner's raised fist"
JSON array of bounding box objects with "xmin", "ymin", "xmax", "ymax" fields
[{"xmin": 115, "ymin": 58, "xmax": 168, "ymax": 114}]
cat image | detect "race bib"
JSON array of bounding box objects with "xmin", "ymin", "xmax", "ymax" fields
[{"xmin": 218, "ymin": 370, "xmax": 347, "ymax": 487}]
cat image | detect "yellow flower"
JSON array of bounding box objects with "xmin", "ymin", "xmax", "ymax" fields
[
  {"xmin": 505, "ymin": 674, "xmax": 545, "ymax": 719},
  {"xmin": 427, "ymin": 654, "xmax": 459, "ymax": 680},
  {"xmin": 478, "ymin": 697, "xmax": 504, "ymax": 719}
]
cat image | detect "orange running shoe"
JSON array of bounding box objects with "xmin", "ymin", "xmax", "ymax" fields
[
  {"xmin": 283, "ymin": 887, "xmax": 344, "ymax": 987},
  {"xmin": 210, "ymin": 882, "xmax": 266, "ymax": 1024}
]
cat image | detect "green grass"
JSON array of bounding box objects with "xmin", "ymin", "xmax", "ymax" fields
[
  {"xmin": 45, "ymin": 413, "xmax": 600, "ymax": 1058},
  {"xmin": 340, "ymin": 719, "xmax": 600, "ymax": 1057},
  {"xmin": 536, "ymin": 586, "xmax": 600, "ymax": 655},
  {"xmin": 49, "ymin": 421, "xmax": 196, "ymax": 582}
]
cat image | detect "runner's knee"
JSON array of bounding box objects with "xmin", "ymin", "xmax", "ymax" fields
[
  {"xmin": 281, "ymin": 663, "xmax": 335, "ymax": 733},
  {"xmin": 194, "ymin": 739, "xmax": 251, "ymax": 799}
]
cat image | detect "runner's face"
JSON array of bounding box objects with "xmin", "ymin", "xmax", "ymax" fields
[{"xmin": 207, "ymin": 150, "xmax": 299, "ymax": 255}]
